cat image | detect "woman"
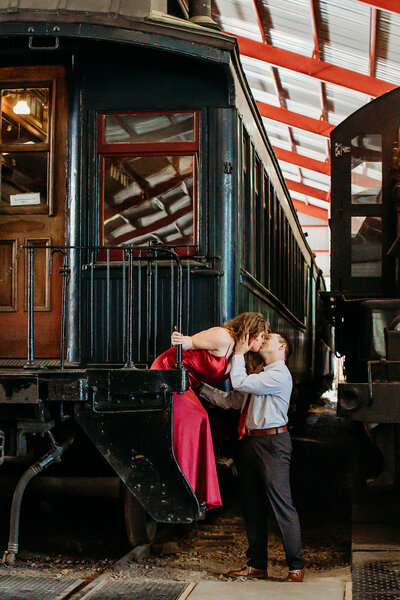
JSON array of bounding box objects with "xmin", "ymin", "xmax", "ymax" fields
[{"xmin": 151, "ymin": 312, "xmax": 269, "ymax": 510}]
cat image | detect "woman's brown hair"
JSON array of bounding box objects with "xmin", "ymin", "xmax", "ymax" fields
[
  {"xmin": 223, "ymin": 312, "xmax": 269, "ymax": 341},
  {"xmin": 224, "ymin": 312, "xmax": 269, "ymax": 373}
]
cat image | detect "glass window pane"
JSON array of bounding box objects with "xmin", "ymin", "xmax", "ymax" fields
[
  {"xmin": 351, "ymin": 216, "xmax": 382, "ymax": 277},
  {"xmin": 103, "ymin": 155, "xmax": 194, "ymax": 246},
  {"xmin": 1, "ymin": 88, "xmax": 49, "ymax": 145},
  {"xmin": 104, "ymin": 113, "xmax": 195, "ymax": 144},
  {"xmin": 0, "ymin": 152, "xmax": 48, "ymax": 208},
  {"xmin": 351, "ymin": 134, "xmax": 382, "ymax": 204}
]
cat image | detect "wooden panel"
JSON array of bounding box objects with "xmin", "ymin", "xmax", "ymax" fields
[
  {"xmin": 24, "ymin": 238, "xmax": 51, "ymax": 311},
  {"xmin": 0, "ymin": 239, "xmax": 17, "ymax": 311},
  {"xmin": 0, "ymin": 65, "xmax": 66, "ymax": 358}
]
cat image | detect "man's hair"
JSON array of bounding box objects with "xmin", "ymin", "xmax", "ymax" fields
[{"xmin": 271, "ymin": 331, "xmax": 292, "ymax": 362}]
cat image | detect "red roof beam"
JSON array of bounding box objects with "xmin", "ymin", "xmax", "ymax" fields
[
  {"xmin": 234, "ymin": 35, "xmax": 396, "ymax": 97},
  {"xmin": 292, "ymin": 199, "xmax": 328, "ymax": 221},
  {"xmin": 286, "ymin": 178, "xmax": 330, "ymax": 202},
  {"xmin": 354, "ymin": 0, "xmax": 400, "ymax": 15},
  {"xmin": 273, "ymin": 146, "xmax": 330, "ymax": 175},
  {"xmin": 258, "ymin": 101, "xmax": 334, "ymax": 137}
]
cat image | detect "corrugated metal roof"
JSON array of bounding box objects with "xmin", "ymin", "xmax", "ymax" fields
[{"xmin": 213, "ymin": 0, "xmax": 400, "ymax": 286}]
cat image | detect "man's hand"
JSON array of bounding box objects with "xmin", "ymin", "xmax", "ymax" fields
[{"xmin": 234, "ymin": 334, "xmax": 251, "ymax": 355}]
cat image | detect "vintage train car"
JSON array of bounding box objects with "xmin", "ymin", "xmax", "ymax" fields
[
  {"xmin": 0, "ymin": 0, "xmax": 331, "ymax": 561},
  {"xmin": 328, "ymin": 86, "xmax": 400, "ymax": 488}
]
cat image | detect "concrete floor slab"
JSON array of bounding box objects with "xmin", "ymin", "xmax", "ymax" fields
[
  {"xmin": 183, "ymin": 577, "xmax": 345, "ymax": 600},
  {"xmin": 353, "ymin": 523, "xmax": 400, "ymax": 551}
]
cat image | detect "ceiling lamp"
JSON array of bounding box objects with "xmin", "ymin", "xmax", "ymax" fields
[{"xmin": 13, "ymin": 100, "xmax": 30, "ymax": 115}]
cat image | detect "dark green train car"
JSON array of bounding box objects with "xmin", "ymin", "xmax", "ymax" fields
[{"xmin": 0, "ymin": 1, "xmax": 332, "ymax": 563}]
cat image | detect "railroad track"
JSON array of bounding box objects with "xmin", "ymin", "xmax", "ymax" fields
[{"xmin": 0, "ymin": 548, "xmax": 195, "ymax": 600}]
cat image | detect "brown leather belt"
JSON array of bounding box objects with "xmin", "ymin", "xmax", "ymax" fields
[{"xmin": 245, "ymin": 425, "xmax": 288, "ymax": 437}]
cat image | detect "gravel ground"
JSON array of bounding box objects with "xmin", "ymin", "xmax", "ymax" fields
[{"xmin": 0, "ymin": 406, "xmax": 351, "ymax": 585}]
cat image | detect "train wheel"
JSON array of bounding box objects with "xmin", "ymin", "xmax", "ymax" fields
[{"xmin": 122, "ymin": 485, "xmax": 158, "ymax": 547}]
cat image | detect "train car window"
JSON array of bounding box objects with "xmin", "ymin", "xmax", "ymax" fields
[
  {"xmin": 242, "ymin": 129, "xmax": 253, "ymax": 272},
  {"xmin": 0, "ymin": 86, "xmax": 52, "ymax": 213},
  {"xmin": 289, "ymin": 232, "xmax": 295, "ymax": 314},
  {"xmin": 263, "ymin": 174, "xmax": 270, "ymax": 289},
  {"xmin": 351, "ymin": 215, "xmax": 382, "ymax": 277},
  {"xmin": 295, "ymin": 244, "xmax": 301, "ymax": 317},
  {"xmin": 351, "ymin": 134, "xmax": 382, "ymax": 205},
  {"xmin": 243, "ymin": 131, "xmax": 247, "ymax": 173},
  {"xmin": 283, "ymin": 215, "xmax": 288, "ymax": 306},
  {"xmin": 99, "ymin": 111, "xmax": 198, "ymax": 248},
  {"xmin": 255, "ymin": 158, "xmax": 264, "ymax": 283},
  {"xmin": 271, "ymin": 188, "xmax": 278, "ymax": 295},
  {"xmin": 103, "ymin": 112, "xmax": 195, "ymax": 145},
  {"xmin": 278, "ymin": 205, "xmax": 283, "ymax": 298}
]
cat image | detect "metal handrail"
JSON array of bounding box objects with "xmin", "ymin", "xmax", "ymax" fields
[{"xmin": 21, "ymin": 243, "xmax": 185, "ymax": 370}]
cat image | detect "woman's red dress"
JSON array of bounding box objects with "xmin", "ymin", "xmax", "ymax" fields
[{"xmin": 151, "ymin": 347, "xmax": 228, "ymax": 509}]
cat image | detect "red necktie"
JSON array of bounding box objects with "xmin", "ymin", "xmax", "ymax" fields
[{"xmin": 238, "ymin": 397, "xmax": 251, "ymax": 439}]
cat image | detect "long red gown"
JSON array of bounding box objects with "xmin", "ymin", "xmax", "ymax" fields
[{"xmin": 151, "ymin": 347, "xmax": 228, "ymax": 509}]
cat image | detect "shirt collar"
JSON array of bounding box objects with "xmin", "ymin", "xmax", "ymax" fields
[{"xmin": 263, "ymin": 359, "xmax": 285, "ymax": 371}]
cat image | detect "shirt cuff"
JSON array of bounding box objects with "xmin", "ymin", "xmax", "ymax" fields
[
  {"xmin": 199, "ymin": 383, "xmax": 214, "ymax": 402},
  {"xmin": 232, "ymin": 354, "xmax": 246, "ymax": 365}
]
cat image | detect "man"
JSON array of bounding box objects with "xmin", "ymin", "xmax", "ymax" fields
[{"xmin": 200, "ymin": 331, "xmax": 305, "ymax": 582}]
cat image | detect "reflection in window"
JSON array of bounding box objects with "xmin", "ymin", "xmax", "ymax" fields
[
  {"xmin": 1, "ymin": 88, "xmax": 49, "ymax": 145},
  {"xmin": 0, "ymin": 152, "xmax": 48, "ymax": 207},
  {"xmin": 103, "ymin": 155, "xmax": 194, "ymax": 246},
  {"xmin": 351, "ymin": 134, "xmax": 382, "ymax": 204},
  {"xmin": 104, "ymin": 113, "xmax": 195, "ymax": 144},
  {"xmin": 351, "ymin": 216, "xmax": 382, "ymax": 277}
]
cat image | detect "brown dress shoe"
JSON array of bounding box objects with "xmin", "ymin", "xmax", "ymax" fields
[
  {"xmin": 285, "ymin": 568, "xmax": 305, "ymax": 582},
  {"xmin": 225, "ymin": 565, "xmax": 268, "ymax": 579}
]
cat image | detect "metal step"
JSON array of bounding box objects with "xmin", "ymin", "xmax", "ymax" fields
[
  {"xmin": 352, "ymin": 551, "xmax": 400, "ymax": 600},
  {"xmin": 0, "ymin": 573, "xmax": 83, "ymax": 600},
  {"xmin": 82, "ymin": 580, "xmax": 188, "ymax": 600}
]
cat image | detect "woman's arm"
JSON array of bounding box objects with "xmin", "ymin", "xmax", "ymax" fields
[
  {"xmin": 230, "ymin": 355, "xmax": 287, "ymax": 395},
  {"xmin": 171, "ymin": 327, "xmax": 232, "ymax": 354}
]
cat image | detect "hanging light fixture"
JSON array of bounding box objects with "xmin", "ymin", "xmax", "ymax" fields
[{"xmin": 13, "ymin": 99, "xmax": 30, "ymax": 115}]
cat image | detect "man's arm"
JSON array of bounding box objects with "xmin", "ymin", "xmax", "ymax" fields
[
  {"xmin": 199, "ymin": 383, "xmax": 245, "ymax": 410},
  {"xmin": 230, "ymin": 355, "xmax": 286, "ymax": 395}
]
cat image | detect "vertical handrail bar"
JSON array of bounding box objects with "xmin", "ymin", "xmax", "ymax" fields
[
  {"xmin": 122, "ymin": 249, "xmax": 127, "ymax": 363},
  {"xmin": 106, "ymin": 248, "xmax": 111, "ymax": 363},
  {"xmin": 90, "ymin": 250, "xmax": 95, "ymax": 361},
  {"xmin": 170, "ymin": 256, "xmax": 174, "ymax": 336},
  {"xmin": 175, "ymin": 251, "xmax": 183, "ymax": 368},
  {"xmin": 124, "ymin": 248, "xmax": 134, "ymax": 368},
  {"xmin": 60, "ymin": 252, "xmax": 69, "ymax": 370},
  {"xmin": 23, "ymin": 245, "xmax": 39, "ymax": 369},
  {"xmin": 146, "ymin": 250, "xmax": 152, "ymax": 364},
  {"xmin": 153, "ymin": 247, "xmax": 158, "ymax": 361},
  {"xmin": 186, "ymin": 247, "xmax": 191, "ymax": 335},
  {"xmin": 137, "ymin": 249, "xmax": 142, "ymax": 364},
  {"xmin": 49, "ymin": 248, "xmax": 69, "ymax": 370}
]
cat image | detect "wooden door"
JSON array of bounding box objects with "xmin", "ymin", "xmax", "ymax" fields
[{"xmin": 0, "ymin": 66, "xmax": 67, "ymax": 359}]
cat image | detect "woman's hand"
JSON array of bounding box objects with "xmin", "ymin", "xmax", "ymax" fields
[
  {"xmin": 171, "ymin": 330, "xmax": 192, "ymax": 350},
  {"xmin": 234, "ymin": 334, "xmax": 251, "ymax": 355}
]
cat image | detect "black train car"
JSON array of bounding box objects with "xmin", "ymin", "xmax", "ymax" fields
[
  {"xmin": 0, "ymin": 1, "xmax": 332, "ymax": 561},
  {"xmin": 328, "ymin": 86, "xmax": 400, "ymax": 487}
]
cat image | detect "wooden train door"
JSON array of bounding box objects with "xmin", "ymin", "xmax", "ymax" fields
[{"xmin": 0, "ymin": 66, "xmax": 67, "ymax": 359}]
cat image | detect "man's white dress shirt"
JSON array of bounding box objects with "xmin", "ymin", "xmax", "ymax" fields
[{"xmin": 201, "ymin": 355, "xmax": 292, "ymax": 430}]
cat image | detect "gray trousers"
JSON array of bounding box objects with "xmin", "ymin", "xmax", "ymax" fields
[{"xmin": 238, "ymin": 431, "xmax": 305, "ymax": 571}]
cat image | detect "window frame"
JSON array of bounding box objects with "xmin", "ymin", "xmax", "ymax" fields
[
  {"xmin": 0, "ymin": 75, "xmax": 56, "ymax": 215},
  {"xmin": 98, "ymin": 110, "xmax": 199, "ymax": 257}
]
